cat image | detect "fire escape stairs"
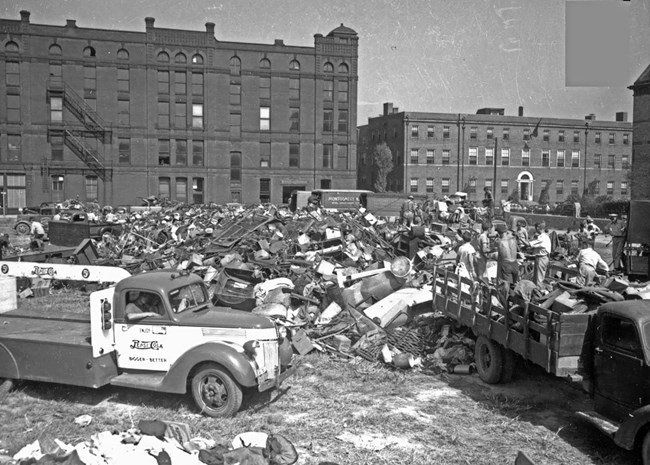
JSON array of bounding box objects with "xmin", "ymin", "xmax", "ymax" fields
[
  {"xmin": 60, "ymin": 84, "xmax": 112, "ymax": 143},
  {"xmin": 63, "ymin": 130, "xmax": 111, "ymax": 182}
]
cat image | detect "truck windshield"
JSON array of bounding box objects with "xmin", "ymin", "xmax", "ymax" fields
[{"xmin": 169, "ymin": 283, "xmax": 208, "ymax": 313}]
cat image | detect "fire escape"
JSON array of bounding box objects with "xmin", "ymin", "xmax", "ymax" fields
[{"xmin": 47, "ymin": 80, "xmax": 112, "ymax": 181}]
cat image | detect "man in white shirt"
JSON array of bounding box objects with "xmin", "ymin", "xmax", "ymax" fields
[
  {"xmin": 576, "ymin": 239, "xmax": 608, "ymax": 285},
  {"xmin": 528, "ymin": 222, "xmax": 551, "ymax": 287},
  {"xmin": 29, "ymin": 217, "xmax": 45, "ymax": 240},
  {"xmin": 456, "ymin": 230, "xmax": 477, "ymax": 280}
]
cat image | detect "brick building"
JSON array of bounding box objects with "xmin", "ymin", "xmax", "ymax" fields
[
  {"xmin": 358, "ymin": 103, "xmax": 632, "ymax": 205},
  {"xmin": 0, "ymin": 11, "xmax": 358, "ymax": 212},
  {"xmin": 629, "ymin": 64, "xmax": 650, "ymax": 200}
]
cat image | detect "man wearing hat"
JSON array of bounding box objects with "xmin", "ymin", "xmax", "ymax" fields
[
  {"xmin": 605, "ymin": 213, "xmax": 626, "ymax": 271},
  {"xmin": 400, "ymin": 195, "xmax": 416, "ymax": 227}
]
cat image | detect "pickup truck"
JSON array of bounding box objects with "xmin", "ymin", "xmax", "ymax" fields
[
  {"xmin": 431, "ymin": 264, "xmax": 650, "ymax": 464},
  {"xmin": 0, "ymin": 262, "xmax": 293, "ymax": 417},
  {"xmin": 48, "ymin": 212, "xmax": 123, "ymax": 247}
]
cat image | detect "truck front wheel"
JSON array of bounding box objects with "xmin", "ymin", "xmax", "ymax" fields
[
  {"xmin": 475, "ymin": 336, "xmax": 504, "ymax": 384},
  {"xmin": 190, "ymin": 364, "xmax": 243, "ymax": 418}
]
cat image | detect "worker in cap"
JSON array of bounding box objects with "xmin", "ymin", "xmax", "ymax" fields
[{"xmin": 605, "ymin": 213, "xmax": 626, "ymax": 271}]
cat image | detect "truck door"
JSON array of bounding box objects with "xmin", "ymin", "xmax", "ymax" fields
[{"xmin": 593, "ymin": 313, "xmax": 649, "ymax": 421}]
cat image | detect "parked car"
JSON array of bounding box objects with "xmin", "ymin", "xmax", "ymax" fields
[
  {"xmin": 14, "ymin": 204, "xmax": 59, "ymax": 235},
  {"xmin": 508, "ymin": 203, "xmax": 527, "ymax": 212},
  {"xmin": 553, "ymin": 203, "xmax": 575, "ymax": 216}
]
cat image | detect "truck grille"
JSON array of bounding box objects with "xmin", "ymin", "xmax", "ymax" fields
[{"xmin": 258, "ymin": 340, "xmax": 279, "ymax": 378}]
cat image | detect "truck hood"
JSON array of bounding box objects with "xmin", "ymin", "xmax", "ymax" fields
[{"xmin": 176, "ymin": 305, "xmax": 275, "ymax": 330}]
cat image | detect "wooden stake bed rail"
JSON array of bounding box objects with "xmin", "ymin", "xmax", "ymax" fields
[{"xmin": 432, "ymin": 265, "xmax": 592, "ymax": 377}]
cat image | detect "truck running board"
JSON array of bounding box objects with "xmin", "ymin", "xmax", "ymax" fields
[
  {"xmin": 576, "ymin": 411, "xmax": 619, "ymax": 438},
  {"xmin": 110, "ymin": 372, "xmax": 167, "ymax": 390}
]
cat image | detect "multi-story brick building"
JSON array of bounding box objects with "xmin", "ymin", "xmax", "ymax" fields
[
  {"xmin": 0, "ymin": 11, "xmax": 358, "ymax": 212},
  {"xmin": 358, "ymin": 103, "xmax": 632, "ymax": 205},
  {"xmin": 630, "ymin": 64, "xmax": 650, "ymax": 200}
]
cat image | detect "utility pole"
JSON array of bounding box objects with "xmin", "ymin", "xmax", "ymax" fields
[
  {"xmin": 456, "ymin": 115, "xmax": 461, "ymax": 191},
  {"xmin": 493, "ymin": 137, "xmax": 499, "ymax": 206},
  {"xmin": 460, "ymin": 117, "xmax": 466, "ymax": 191},
  {"xmin": 583, "ymin": 122, "xmax": 589, "ymax": 196}
]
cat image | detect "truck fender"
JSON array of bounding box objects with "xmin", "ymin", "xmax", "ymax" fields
[
  {"xmin": 160, "ymin": 342, "xmax": 257, "ymax": 394},
  {"xmin": 614, "ymin": 405, "xmax": 650, "ymax": 450},
  {"xmin": 0, "ymin": 343, "xmax": 20, "ymax": 379}
]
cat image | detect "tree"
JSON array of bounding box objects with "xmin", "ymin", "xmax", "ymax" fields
[
  {"xmin": 538, "ymin": 182, "xmax": 550, "ymax": 205},
  {"xmin": 372, "ymin": 143, "xmax": 394, "ymax": 193},
  {"xmin": 507, "ymin": 188, "xmax": 519, "ymax": 203}
]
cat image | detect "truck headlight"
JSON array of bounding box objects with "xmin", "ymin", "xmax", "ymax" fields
[
  {"xmin": 277, "ymin": 325, "xmax": 288, "ymax": 339},
  {"xmin": 243, "ymin": 340, "xmax": 260, "ymax": 358}
]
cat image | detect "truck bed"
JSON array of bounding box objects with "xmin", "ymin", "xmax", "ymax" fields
[
  {"xmin": 432, "ymin": 266, "xmax": 592, "ymax": 377},
  {"xmin": 0, "ymin": 311, "xmax": 118, "ymax": 388}
]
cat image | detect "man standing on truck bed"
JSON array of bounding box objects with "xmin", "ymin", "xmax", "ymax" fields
[
  {"xmin": 496, "ymin": 223, "xmax": 519, "ymax": 284},
  {"xmin": 605, "ymin": 213, "xmax": 627, "ymax": 271},
  {"xmin": 528, "ymin": 222, "xmax": 551, "ymax": 287},
  {"xmin": 576, "ymin": 238, "xmax": 608, "ymax": 285}
]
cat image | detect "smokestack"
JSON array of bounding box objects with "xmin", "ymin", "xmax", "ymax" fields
[
  {"xmin": 20, "ymin": 10, "xmax": 30, "ymax": 23},
  {"xmin": 145, "ymin": 17, "xmax": 155, "ymax": 29},
  {"xmin": 66, "ymin": 19, "xmax": 76, "ymax": 28},
  {"xmin": 518, "ymin": 106, "xmax": 524, "ymax": 117},
  {"xmin": 205, "ymin": 22, "xmax": 215, "ymax": 35},
  {"xmin": 585, "ymin": 114, "xmax": 596, "ymax": 121},
  {"xmin": 383, "ymin": 102, "xmax": 393, "ymax": 116},
  {"xmin": 616, "ymin": 112, "xmax": 628, "ymax": 122}
]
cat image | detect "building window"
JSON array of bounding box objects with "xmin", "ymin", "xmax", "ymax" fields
[
  {"xmin": 485, "ymin": 179, "xmax": 493, "ymax": 190},
  {"xmin": 501, "ymin": 148, "xmax": 510, "ymax": 166},
  {"xmin": 158, "ymin": 139, "xmax": 170, "ymax": 165},
  {"xmin": 192, "ymin": 140, "xmax": 204, "ymax": 166},
  {"xmin": 621, "ymin": 181, "xmax": 628, "ymax": 195},
  {"xmin": 573, "ymin": 131, "xmax": 580, "ymax": 143},
  {"xmin": 338, "ymin": 81, "xmax": 349, "ymax": 103},
  {"xmin": 571, "ymin": 150, "xmax": 580, "ymax": 168},
  {"xmin": 175, "ymin": 71, "xmax": 187, "ymax": 95},
  {"xmin": 175, "ymin": 139, "xmax": 187, "ymax": 166},
  {"xmin": 51, "ymin": 134, "xmax": 63, "ymax": 161},
  {"xmin": 7, "ymin": 95, "xmax": 20, "ymax": 122},
  {"xmin": 230, "ymin": 82, "xmax": 241, "ymax": 105},
  {"xmin": 289, "ymin": 60, "xmax": 300, "ymax": 71},
  {"xmin": 502, "ymin": 128, "xmax": 509, "ymax": 140},
  {"xmin": 501, "ymin": 179, "xmax": 509, "ymax": 195},
  {"xmin": 410, "ymin": 149, "xmax": 419, "ymax": 164},
  {"xmin": 595, "ymin": 132, "xmax": 601, "ymax": 144},
  {"xmin": 118, "ymin": 137, "xmax": 130, "ymax": 164},
  {"xmin": 118, "ymin": 99, "xmax": 130, "ymax": 126},
  {"xmin": 338, "ymin": 145, "xmax": 348, "ymax": 170},
  {"xmin": 594, "ymin": 153, "xmax": 601, "ymax": 169},
  {"xmin": 49, "ymin": 44, "xmax": 62, "ymax": 55},
  {"xmin": 323, "ymin": 144, "xmax": 333, "ymax": 168},
  {"xmin": 157, "ymin": 51, "xmax": 170, "ymax": 62},
  {"xmin": 175, "ymin": 102, "xmax": 187, "ymax": 128},
  {"xmin": 485, "ymin": 148, "xmax": 494, "ymax": 165},
  {"xmin": 230, "ymin": 152, "xmax": 241, "ymax": 182},
  {"xmin": 84, "ymin": 66, "xmax": 96, "ymax": 91},
  {"xmin": 260, "ymin": 178, "xmax": 271, "ymax": 204},
  {"xmin": 229, "ymin": 56, "xmax": 241, "ymax": 75},
  {"xmin": 260, "ymin": 107, "xmax": 270, "ymax": 131},
  {"xmin": 426, "ymin": 149, "xmax": 434, "ymax": 165},
  {"xmin": 289, "ymin": 78, "xmax": 300, "ymax": 100},
  {"xmin": 6, "ymin": 61, "xmax": 19, "ymax": 87},
  {"xmin": 558, "ymin": 130, "xmax": 565, "ymax": 142},
  {"xmin": 411, "ymin": 126, "xmax": 419, "ymax": 138},
  {"xmin": 571, "ymin": 180, "xmax": 579, "ymax": 195},
  {"xmin": 260, "ymin": 76, "xmax": 271, "ymax": 99},
  {"xmin": 622, "ymin": 154, "xmax": 629, "ymax": 169},
  {"xmin": 469, "ymin": 147, "xmax": 478, "ymax": 165},
  {"xmin": 260, "ymin": 58, "xmax": 271, "ymax": 69},
  {"xmin": 338, "ymin": 110, "xmax": 348, "ymax": 132},
  {"xmin": 192, "ymin": 72, "xmax": 203, "ymax": 96},
  {"xmin": 607, "ymin": 181, "xmax": 614, "ymax": 195},
  {"xmin": 523, "ymin": 128, "xmax": 530, "ymax": 141},
  {"xmin": 443, "ymin": 126, "xmax": 450, "ymax": 139},
  {"xmin": 608, "ymin": 154, "xmax": 615, "ymax": 169},
  {"xmin": 52, "ymin": 176, "xmax": 64, "ymax": 201},
  {"xmin": 159, "ymin": 177, "xmax": 170, "ymax": 198},
  {"xmin": 176, "ymin": 177, "xmax": 187, "ymax": 203},
  {"xmin": 290, "ymin": 108, "xmax": 300, "ymax": 132},
  {"xmin": 83, "ymin": 46, "xmax": 96, "ymax": 58},
  {"xmin": 323, "ymin": 110, "xmax": 333, "ymax": 132},
  {"xmin": 7, "ymin": 135, "xmax": 21, "ymax": 162},
  {"xmin": 193, "ymin": 178, "xmax": 204, "ymax": 204},
  {"xmin": 556, "ymin": 150, "xmax": 565, "ymax": 167},
  {"xmin": 117, "ymin": 48, "xmax": 129, "ymax": 60},
  {"xmin": 192, "ymin": 104, "xmax": 203, "ymax": 129},
  {"xmin": 556, "ymin": 180, "xmax": 564, "ymax": 196},
  {"xmin": 426, "ymin": 178, "xmax": 434, "ymax": 193},
  {"xmin": 543, "ymin": 129, "xmax": 549, "ymax": 141},
  {"xmin": 442, "ymin": 149, "xmax": 450, "ymax": 165},
  {"xmin": 5, "ymin": 41, "xmax": 19, "ymax": 52},
  {"xmin": 410, "ymin": 178, "xmax": 418, "ymax": 193},
  {"xmin": 192, "ymin": 54, "xmax": 203, "ymax": 65},
  {"xmin": 623, "ymin": 133, "xmax": 629, "ymax": 145},
  {"xmin": 289, "ymin": 143, "xmax": 300, "ymax": 168},
  {"xmin": 427, "ymin": 126, "xmax": 434, "ymax": 138},
  {"xmin": 85, "ymin": 176, "xmax": 98, "ymax": 202},
  {"xmin": 470, "ymin": 127, "xmax": 477, "ymax": 139},
  {"xmin": 158, "ymin": 71, "xmax": 169, "ymax": 94},
  {"xmin": 323, "ymin": 81, "xmax": 333, "ymax": 101},
  {"xmin": 51, "ymin": 97, "xmax": 63, "ymax": 122},
  {"xmin": 323, "ymin": 62, "xmax": 334, "ymax": 73},
  {"xmin": 609, "ymin": 133, "xmax": 615, "ymax": 144},
  {"xmin": 442, "ymin": 178, "xmax": 450, "ymax": 194},
  {"xmin": 260, "ymin": 142, "xmax": 271, "ymax": 168},
  {"xmin": 117, "ymin": 68, "xmax": 129, "ymax": 92},
  {"xmin": 542, "ymin": 150, "xmax": 550, "ymax": 167},
  {"xmin": 522, "ymin": 148, "xmax": 530, "ymax": 167},
  {"xmin": 487, "ymin": 127, "xmax": 493, "ymax": 139},
  {"xmin": 468, "ymin": 178, "xmax": 477, "ymax": 194},
  {"xmin": 338, "ymin": 63, "xmax": 349, "ymax": 73}
]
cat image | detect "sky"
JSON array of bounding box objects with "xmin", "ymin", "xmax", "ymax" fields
[{"xmin": 3, "ymin": 0, "xmax": 649, "ymax": 125}]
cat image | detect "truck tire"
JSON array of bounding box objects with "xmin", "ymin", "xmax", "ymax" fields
[
  {"xmin": 15, "ymin": 222, "xmax": 30, "ymax": 236},
  {"xmin": 642, "ymin": 430, "xmax": 650, "ymax": 465},
  {"xmin": 500, "ymin": 349, "xmax": 516, "ymax": 383},
  {"xmin": 0, "ymin": 378, "xmax": 14, "ymax": 401},
  {"xmin": 190, "ymin": 364, "xmax": 243, "ymax": 418},
  {"xmin": 475, "ymin": 336, "xmax": 504, "ymax": 384}
]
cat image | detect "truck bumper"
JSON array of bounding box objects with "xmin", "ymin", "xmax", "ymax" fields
[{"xmin": 258, "ymin": 365, "xmax": 296, "ymax": 393}]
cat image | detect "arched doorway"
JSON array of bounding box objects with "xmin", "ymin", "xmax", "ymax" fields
[{"xmin": 517, "ymin": 171, "xmax": 534, "ymax": 202}]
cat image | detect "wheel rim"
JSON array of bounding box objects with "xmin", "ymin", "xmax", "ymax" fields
[
  {"xmin": 200, "ymin": 374, "xmax": 228, "ymax": 409},
  {"xmin": 16, "ymin": 224, "xmax": 29, "ymax": 235},
  {"xmin": 480, "ymin": 344, "xmax": 492, "ymax": 371}
]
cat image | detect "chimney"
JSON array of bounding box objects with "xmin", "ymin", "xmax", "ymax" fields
[
  {"xmin": 274, "ymin": 39, "xmax": 284, "ymax": 46},
  {"xmin": 616, "ymin": 112, "xmax": 628, "ymax": 122},
  {"xmin": 383, "ymin": 102, "xmax": 393, "ymax": 116},
  {"xmin": 20, "ymin": 10, "xmax": 30, "ymax": 23},
  {"xmin": 66, "ymin": 19, "xmax": 76, "ymax": 28},
  {"xmin": 393, "ymin": 107, "xmax": 399, "ymax": 113},
  {"xmin": 205, "ymin": 22, "xmax": 215, "ymax": 35},
  {"xmin": 585, "ymin": 113, "xmax": 596, "ymax": 121},
  {"xmin": 518, "ymin": 106, "xmax": 524, "ymax": 117},
  {"xmin": 145, "ymin": 17, "xmax": 155, "ymax": 29}
]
